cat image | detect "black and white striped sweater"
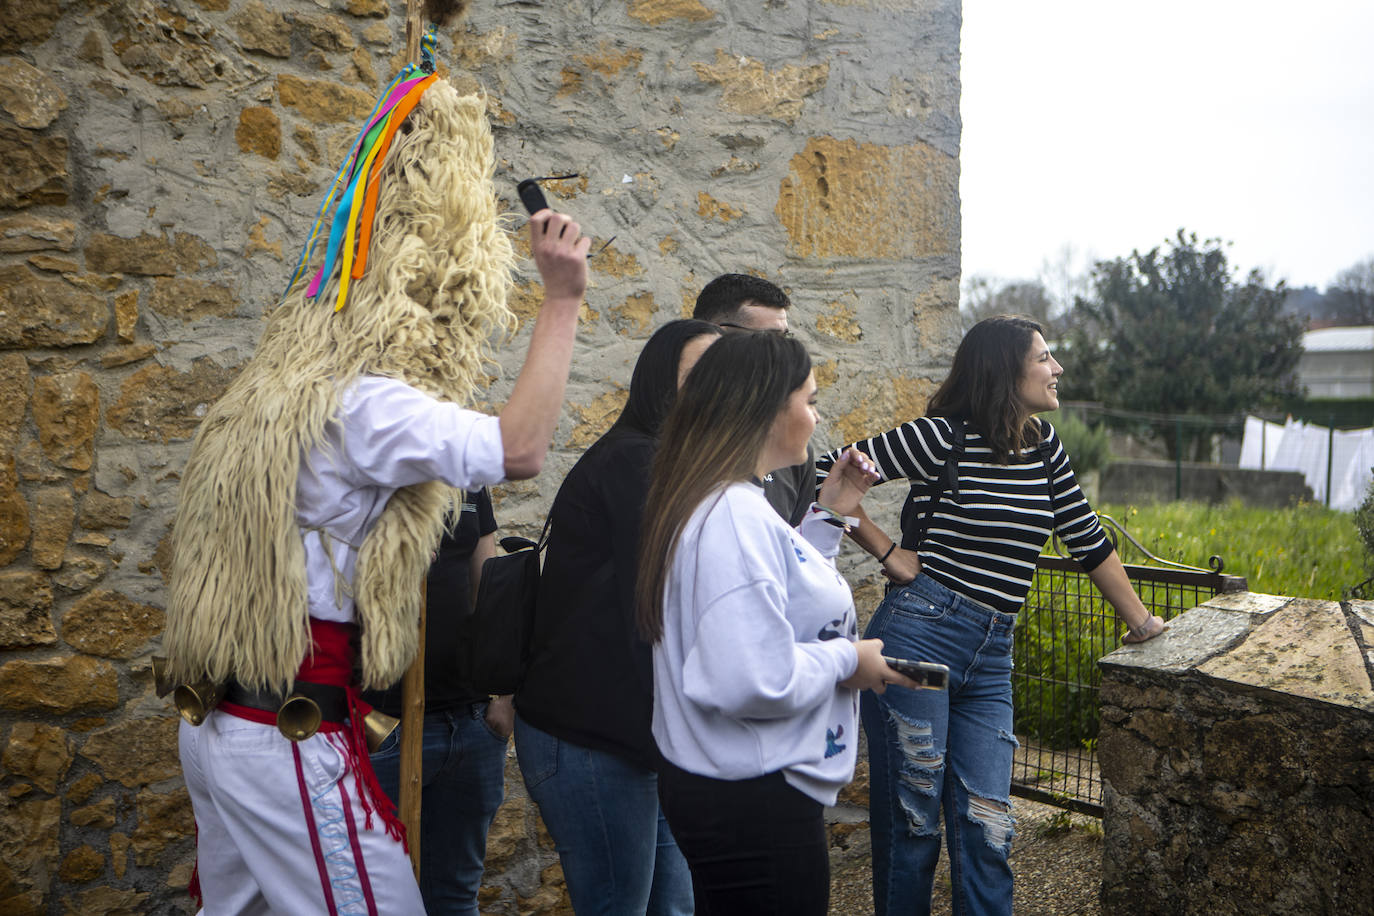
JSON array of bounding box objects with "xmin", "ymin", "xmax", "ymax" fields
[{"xmin": 817, "ymin": 416, "xmax": 1113, "ymax": 614}]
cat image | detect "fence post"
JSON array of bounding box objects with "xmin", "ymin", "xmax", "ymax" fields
[
  {"xmin": 1326, "ymin": 415, "xmax": 1335, "ymax": 507},
  {"xmin": 1175, "ymin": 416, "xmax": 1183, "ymax": 500}
]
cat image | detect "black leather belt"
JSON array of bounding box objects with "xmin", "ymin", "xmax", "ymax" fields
[{"xmin": 224, "ymin": 679, "xmax": 350, "ymax": 724}]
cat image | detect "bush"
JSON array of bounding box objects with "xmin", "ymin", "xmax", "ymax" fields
[
  {"xmin": 1050, "ymin": 410, "xmax": 1110, "ymax": 474},
  {"xmin": 1355, "ymin": 478, "xmax": 1374, "ymax": 560}
]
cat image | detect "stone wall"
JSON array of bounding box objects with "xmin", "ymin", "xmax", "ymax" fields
[
  {"xmin": 1098, "ymin": 592, "xmax": 1374, "ymax": 915},
  {"xmin": 0, "ymin": 1, "xmax": 961, "ymax": 912},
  {"xmin": 1099, "ymin": 460, "xmax": 1313, "ymax": 508}
]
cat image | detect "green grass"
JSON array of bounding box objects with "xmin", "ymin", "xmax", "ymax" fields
[
  {"xmin": 1092, "ymin": 500, "xmax": 1364, "ymax": 601},
  {"xmin": 1013, "ymin": 499, "xmax": 1366, "ymax": 749}
]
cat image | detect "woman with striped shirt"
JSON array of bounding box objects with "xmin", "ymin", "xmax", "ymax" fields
[{"xmin": 817, "ymin": 315, "xmax": 1163, "ymax": 916}]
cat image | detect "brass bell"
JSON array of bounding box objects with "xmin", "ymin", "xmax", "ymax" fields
[
  {"xmin": 277, "ymin": 693, "xmax": 323, "ymax": 742},
  {"xmin": 363, "ymin": 709, "xmax": 401, "ymax": 753},
  {"xmin": 173, "ymin": 679, "xmax": 228, "ymax": 727}
]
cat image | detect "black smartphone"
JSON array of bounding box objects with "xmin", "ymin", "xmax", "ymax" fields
[
  {"xmin": 882, "ymin": 657, "xmax": 950, "ymax": 690},
  {"xmin": 516, "ymin": 179, "xmax": 549, "ymax": 215}
]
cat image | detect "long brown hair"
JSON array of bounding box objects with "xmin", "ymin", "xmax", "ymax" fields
[
  {"xmin": 635, "ymin": 333, "xmax": 812, "ymax": 643},
  {"xmin": 927, "ymin": 314, "xmax": 1045, "ymax": 462}
]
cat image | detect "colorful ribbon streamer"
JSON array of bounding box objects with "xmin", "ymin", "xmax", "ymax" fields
[{"xmin": 281, "ymin": 23, "xmax": 442, "ymax": 312}]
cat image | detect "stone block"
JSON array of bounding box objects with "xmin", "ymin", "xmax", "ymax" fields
[
  {"xmin": 776, "ymin": 137, "xmax": 958, "ymax": 259},
  {"xmin": 693, "ymin": 50, "xmax": 827, "ymax": 125},
  {"xmin": 80, "ymin": 716, "xmax": 180, "ymax": 787},
  {"xmin": 0, "ymin": 0, "xmax": 60, "ymax": 51},
  {"xmin": 345, "ymin": 0, "xmax": 388, "ymax": 17},
  {"xmin": 30, "ymin": 485, "xmax": 72, "ymax": 570},
  {"xmin": 130, "ymin": 787, "xmax": 194, "ymax": 866},
  {"xmin": 277, "ymin": 74, "xmax": 374, "ymax": 124},
  {"xmin": 0, "ymin": 123, "xmax": 66, "ymax": 207},
  {"xmin": 100, "ymin": 344, "xmax": 158, "ymax": 369},
  {"xmin": 0, "ymin": 59, "xmax": 67, "ymax": 128},
  {"xmin": 0, "ymin": 214, "xmax": 75, "ymax": 252},
  {"xmin": 0, "ymin": 458, "xmax": 30, "ymax": 566},
  {"xmin": 0, "ymin": 266, "xmax": 106, "ymax": 348},
  {"xmin": 1097, "ymin": 726, "xmax": 1160, "ymax": 796},
  {"xmin": 0, "ymin": 354, "xmax": 29, "ymax": 445},
  {"xmin": 62, "ymin": 590, "xmax": 164, "ymax": 659},
  {"xmin": 235, "ymin": 106, "xmax": 281, "ymax": 160},
  {"xmin": 0, "ymin": 795, "xmax": 59, "ymax": 903},
  {"xmin": 68, "ymin": 772, "xmax": 105, "ymax": 807},
  {"xmin": 108, "ymin": 361, "xmax": 238, "ymax": 444},
  {"xmin": 147, "ymin": 278, "xmax": 238, "ymax": 321},
  {"xmin": 627, "ymin": 0, "xmax": 714, "ymax": 25},
  {"xmin": 58, "ymin": 846, "xmax": 103, "ymax": 883},
  {"xmin": 828, "ymin": 373, "xmax": 937, "ymax": 446},
  {"xmin": 79, "ymin": 492, "xmax": 134, "ymax": 530},
  {"xmin": 110, "ymin": 2, "xmax": 241, "ymax": 89},
  {"xmin": 1199, "ymin": 591, "xmax": 1291, "ymax": 615},
  {"xmin": 1197, "ymin": 598, "xmax": 1374, "ymax": 711},
  {"xmin": 231, "ymin": 0, "xmax": 291, "ymax": 57},
  {"xmin": 69, "ymin": 798, "xmax": 116, "ymax": 829},
  {"xmin": 0, "ymin": 655, "xmax": 118, "ymax": 712},
  {"xmin": 1101, "ymin": 605, "xmax": 1259, "ymax": 675},
  {"xmin": 52, "ymin": 555, "xmax": 109, "ymax": 593},
  {"xmin": 1, "ymin": 722, "xmax": 72, "ymax": 793},
  {"xmin": 32, "ymin": 371, "xmax": 99, "ymax": 471},
  {"xmin": 114, "ymin": 290, "xmax": 138, "ymax": 342},
  {"xmin": 85, "ymin": 232, "xmax": 216, "ymax": 277},
  {"xmin": 61, "ymin": 886, "xmax": 149, "ymax": 916},
  {"xmin": 294, "ymin": 12, "xmax": 357, "ymax": 51}
]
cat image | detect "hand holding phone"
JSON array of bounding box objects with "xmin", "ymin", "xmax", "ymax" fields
[
  {"xmin": 517, "ymin": 179, "xmax": 550, "ymax": 215},
  {"xmin": 882, "ymin": 657, "xmax": 949, "ymax": 690}
]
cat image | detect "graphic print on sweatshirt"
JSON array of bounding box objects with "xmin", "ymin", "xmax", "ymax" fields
[{"xmin": 825, "ymin": 724, "xmax": 846, "ymax": 758}]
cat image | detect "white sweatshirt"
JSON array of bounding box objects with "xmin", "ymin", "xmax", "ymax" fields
[{"xmin": 651, "ymin": 481, "xmax": 861, "ymax": 805}]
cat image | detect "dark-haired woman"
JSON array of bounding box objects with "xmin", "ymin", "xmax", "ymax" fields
[
  {"xmin": 637, "ymin": 332, "xmax": 913, "ymax": 915},
  {"xmin": 816, "ymin": 315, "xmax": 1164, "ymax": 916},
  {"xmin": 514, "ymin": 319, "xmax": 721, "ymax": 916}
]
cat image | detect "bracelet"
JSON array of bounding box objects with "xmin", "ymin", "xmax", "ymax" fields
[{"xmin": 878, "ymin": 542, "xmax": 896, "ymax": 564}]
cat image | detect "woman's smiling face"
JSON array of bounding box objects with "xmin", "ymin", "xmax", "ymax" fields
[{"xmin": 1016, "ymin": 331, "xmax": 1063, "ymax": 414}]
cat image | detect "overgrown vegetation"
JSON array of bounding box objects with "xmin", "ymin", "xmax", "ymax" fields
[
  {"xmin": 1013, "ymin": 499, "xmax": 1362, "ymax": 748},
  {"xmin": 1050, "ymin": 411, "xmax": 1110, "ymax": 474},
  {"xmin": 1097, "ymin": 500, "xmax": 1361, "ymax": 600}
]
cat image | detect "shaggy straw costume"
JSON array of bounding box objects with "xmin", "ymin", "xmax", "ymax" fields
[{"xmin": 164, "ymin": 79, "xmax": 515, "ymax": 695}]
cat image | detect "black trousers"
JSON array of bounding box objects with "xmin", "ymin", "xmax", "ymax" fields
[{"xmin": 657, "ymin": 760, "xmax": 830, "ymax": 916}]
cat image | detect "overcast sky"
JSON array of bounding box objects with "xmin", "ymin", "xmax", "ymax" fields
[{"xmin": 959, "ymin": 0, "xmax": 1374, "ymax": 298}]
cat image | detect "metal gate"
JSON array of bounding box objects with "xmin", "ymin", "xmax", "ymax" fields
[{"xmin": 1010, "ymin": 516, "xmax": 1248, "ymax": 816}]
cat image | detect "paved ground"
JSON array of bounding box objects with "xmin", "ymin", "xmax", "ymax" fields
[{"xmin": 828, "ymin": 798, "xmax": 1104, "ymax": 915}]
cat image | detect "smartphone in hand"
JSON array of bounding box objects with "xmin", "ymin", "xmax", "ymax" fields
[{"xmin": 883, "ymin": 657, "xmax": 950, "ymax": 690}]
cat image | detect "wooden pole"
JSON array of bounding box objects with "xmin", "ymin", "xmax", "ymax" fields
[
  {"xmin": 405, "ymin": 0, "xmax": 424, "ymax": 66},
  {"xmin": 397, "ymin": 4, "xmax": 428, "ymax": 879},
  {"xmin": 398, "ymin": 579, "xmax": 426, "ymax": 878}
]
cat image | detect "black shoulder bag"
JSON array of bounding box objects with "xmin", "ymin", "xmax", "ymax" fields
[{"xmin": 462, "ymin": 518, "xmax": 550, "ymax": 695}]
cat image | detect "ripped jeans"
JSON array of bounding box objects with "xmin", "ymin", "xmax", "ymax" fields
[{"xmin": 862, "ymin": 574, "xmax": 1018, "ymax": 916}]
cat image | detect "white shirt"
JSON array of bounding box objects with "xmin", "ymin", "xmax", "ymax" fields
[
  {"xmin": 295, "ymin": 376, "xmax": 505, "ymax": 623},
  {"xmin": 651, "ymin": 481, "xmax": 861, "ymax": 805}
]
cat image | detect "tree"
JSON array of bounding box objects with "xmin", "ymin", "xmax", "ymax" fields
[
  {"xmin": 960, "ymin": 275, "xmax": 1056, "ymax": 332},
  {"xmin": 1062, "ymin": 230, "xmax": 1305, "ymax": 459},
  {"xmin": 1327, "ymin": 257, "xmax": 1374, "ymax": 325}
]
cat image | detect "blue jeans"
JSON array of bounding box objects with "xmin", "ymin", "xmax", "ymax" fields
[
  {"xmin": 370, "ymin": 704, "xmax": 508, "ymax": 916},
  {"xmin": 862, "ymin": 574, "xmax": 1019, "ymax": 916},
  {"xmin": 514, "ymin": 713, "xmax": 693, "ymax": 916}
]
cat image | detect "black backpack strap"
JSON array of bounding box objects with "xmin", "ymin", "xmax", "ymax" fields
[
  {"xmin": 899, "ymin": 419, "xmax": 964, "ymax": 551},
  {"xmin": 1036, "ymin": 436, "xmax": 1057, "ymax": 515}
]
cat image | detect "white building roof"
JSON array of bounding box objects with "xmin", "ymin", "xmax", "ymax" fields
[{"xmin": 1302, "ymin": 326, "xmax": 1374, "ymax": 353}]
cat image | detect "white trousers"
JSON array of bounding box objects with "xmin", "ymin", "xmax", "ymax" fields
[{"xmin": 180, "ymin": 713, "xmax": 424, "ymax": 915}]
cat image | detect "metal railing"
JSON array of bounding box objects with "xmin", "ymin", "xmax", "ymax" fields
[{"xmin": 1010, "ymin": 516, "xmax": 1248, "ymax": 816}]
